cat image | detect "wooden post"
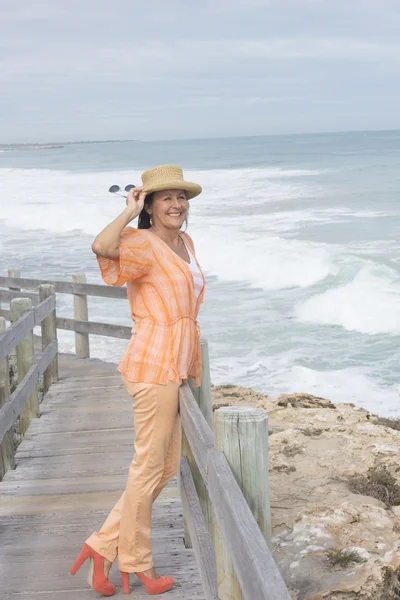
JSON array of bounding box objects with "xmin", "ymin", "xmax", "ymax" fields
[
  {"xmin": 0, "ymin": 317, "xmax": 15, "ymax": 479},
  {"xmin": 72, "ymin": 273, "xmax": 89, "ymax": 358},
  {"xmin": 214, "ymin": 406, "xmax": 271, "ymax": 600},
  {"xmin": 11, "ymin": 298, "xmax": 40, "ymax": 434},
  {"xmin": 39, "ymin": 284, "xmax": 59, "ymax": 394},
  {"xmin": 182, "ymin": 339, "xmax": 214, "ymax": 546},
  {"xmin": 8, "ymin": 268, "xmax": 21, "ymax": 291}
]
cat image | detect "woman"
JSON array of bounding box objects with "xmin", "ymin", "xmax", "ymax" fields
[{"xmin": 69, "ymin": 165, "xmax": 205, "ymax": 596}]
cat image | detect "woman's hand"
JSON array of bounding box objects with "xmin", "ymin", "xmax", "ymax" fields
[
  {"xmin": 92, "ymin": 186, "xmax": 148, "ymax": 258},
  {"xmin": 126, "ymin": 186, "xmax": 146, "ymax": 219}
]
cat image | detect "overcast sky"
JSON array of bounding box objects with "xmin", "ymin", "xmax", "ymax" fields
[{"xmin": 2, "ymin": 0, "xmax": 400, "ymax": 143}]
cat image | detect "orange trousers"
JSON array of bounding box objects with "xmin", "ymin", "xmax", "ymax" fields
[{"xmin": 85, "ymin": 378, "xmax": 182, "ymax": 572}]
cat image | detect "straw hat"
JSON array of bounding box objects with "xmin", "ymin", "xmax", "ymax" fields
[{"xmin": 141, "ymin": 164, "xmax": 202, "ymax": 200}]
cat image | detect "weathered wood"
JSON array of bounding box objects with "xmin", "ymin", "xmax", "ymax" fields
[
  {"xmin": 55, "ymin": 316, "xmax": 131, "ymax": 339},
  {"xmin": 11, "ymin": 298, "xmax": 40, "ymax": 434},
  {"xmin": 72, "ymin": 274, "xmax": 90, "ymax": 358},
  {"xmin": 180, "ymin": 386, "xmax": 290, "ymax": 599},
  {"xmin": 0, "ymin": 276, "xmax": 128, "ymax": 299},
  {"xmin": 179, "ymin": 384, "xmax": 214, "ymax": 478},
  {"xmin": 0, "ymin": 289, "xmax": 39, "ymax": 304},
  {"xmin": 33, "ymin": 295, "xmax": 56, "ymax": 324},
  {"xmin": 0, "ymin": 341, "xmax": 57, "ymax": 445},
  {"xmin": 182, "ymin": 429, "xmax": 194, "ymax": 548},
  {"xmin": 39, "ymin": 285, "xmax": 59, "ymax": 394},
  {"xmin": 214, "ymin": 407, "xmax": 272, "ymax": 600},
  {"xmin": 208, "ymin": 449, "xmax": 291, "ymax": 600},
  {"xmin": 0, "ymin": 311, "xmax": 33, "ymax": 363},
  {"xmin": 198, "ymin": 340, "xmax": 213, "ymax": 430},
  {"xmin": 7, "ymin": 268, "xmax": 21, "ymax": 291},
  {"xmin": 0, "ymin": 318, "xmax": 15, "ymax": 479},
  {"xmin": 0, "ymin": 351, "xmax": 205, "ymax": 600},
  {"xmin": 0, "ymin": 311, "xmax": 131, "ymax": 342},
  {"xmin": 0, "ymin": 308, "xmax": 11, "ymax": 321},
  {"xmin": 179, "ymin": 457, "xmax": 218, "ymax": 600},
  {"xmin": 0, "ymin": 296, "xmax": 56, "ymax": 364},
  {"xmin": 184, "ymin": 342, "xmax": 214, "ymax": 545}
]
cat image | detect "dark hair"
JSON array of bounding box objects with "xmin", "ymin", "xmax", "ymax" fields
[
  {"xmin": 138, "ymin": 194, "xmax": 153, "ymax": 229},
  {"xmin": 137, "ymin": 192, "xmax": 189, "ymax": 231}
]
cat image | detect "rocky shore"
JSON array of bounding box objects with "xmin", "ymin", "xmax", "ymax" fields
[{"xmin": 212, "ymin": 385, "xmax": 400, "ymax": 600}]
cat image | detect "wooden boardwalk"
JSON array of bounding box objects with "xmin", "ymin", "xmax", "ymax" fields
[{"xmin": 0, "ymin": 352, "xmax": 205, "ymax": 599}]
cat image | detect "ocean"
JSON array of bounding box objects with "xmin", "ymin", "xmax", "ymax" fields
[{"xmin": 1, "ymin": 130, "xmax": 400, "ymax": 417}]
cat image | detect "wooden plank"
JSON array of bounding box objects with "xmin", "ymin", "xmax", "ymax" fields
[
  {"xmin": 0, "ymin": 312, "xmax": 131, "ymax": 343},
  {"xmin": 0, "ymin": 308, "xmax": 11, "ymax": 320},
  {"xmin": 179, "ymin": 457, "xmax": 218, "ymax": 600},
  {"xmin": 11, "ymin": 298, "xmax": 39, "ymax": 434},
  {"xmin": 7, "ymin": 268, "xmax": 21, "ymax": 291},
  {"xmin": 0, "ymin": 296, "xmax": 56, "ymax": 363},
  {"xmin": 0, "ymin": 341, "xmax": 57, "ymax": 444},
  {"xmin": 0, "ymin": 348, "xmax": 205, "ymax": 600},
  {"xmin": 0, "ymin": 309, "xmax": 35, "ymax": 363},
  {"xmin": 39, "ymin": 285, "xmax": 59, "ymax": 393},
  {"xmin": 197, "ymin": 340, "xmax": 213, "ymax": 430},
  {"xmin": 72, "ymin": 282, "xmax": 127, "ymax": 299},
  {"xmin": 0, "ymin": 289, "xmax": 39, "ymax": 304},
  {"xmin": 72, "ymin": 273, "xmax": 90, "ymax": 358},
  {"xmin": 214, "ymin": 407, "xmax": 272, "ymax": 600},
  {"xmin": 207, "ymin": 450, "xmax": 291, "ymax": 600},
  {"xmin": 0, "ymin": 276, "xmax": 128, "ymax": 299},
  {"xmin": 0, "ymin": 317, "xmax": 15, "ymax": 478},
  {"xmin": 34, "ymin": 295, "xmax": 56, "ymax": 325},
  {"xmin": 180, "ymin": 386, "xmax": 290, "ymax": 599},
  {"xmin": 56, "ymin": 316, "xmax": 132, "ymax": 339},
  {"xmin": 184, "ymin": 343, "xmax": 214, "ymax": 546},
  {"xmin": 179, "ymin": 383, "xmax": 214, "ymax": 477}
]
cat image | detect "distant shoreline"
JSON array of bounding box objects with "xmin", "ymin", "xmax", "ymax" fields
[
  {"xmin": 0, "ymin": 140, "xmax": 133, "ymax": 151},
  {"xmin": 0, "ymin": 144, "xmax": 64, "ymax": 152},
  {"xmin": 1, "ymin": 128, "xmax": 400, "ymax": 150}
]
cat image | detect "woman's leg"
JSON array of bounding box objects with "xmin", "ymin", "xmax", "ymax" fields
[
  {"xmin": 85, "ymin": 492, "xmax": 126, "ymax": 563},
  {"xmin": 85, "ymin": 379, "xmax": 180, "ymax": 572},
  {"xmin": 152, "ymin": 411, "xmax": 182, "ymax": 503}
]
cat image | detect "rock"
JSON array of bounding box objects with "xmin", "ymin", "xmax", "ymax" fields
[{"xmin": 212, "ymin": 385, "xmax": 400, "ymax": 599}]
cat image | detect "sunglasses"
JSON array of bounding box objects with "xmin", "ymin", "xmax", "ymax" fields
[{"xmin": 108, "ymin": 184, "xmax": 136, "ymax": 198}]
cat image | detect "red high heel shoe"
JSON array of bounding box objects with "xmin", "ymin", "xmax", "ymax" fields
[
  {"xmin": 70, "ymin": 543, "xmax": 115, "ymax": 596},
  {"xmin": 121, "ymin": 570, "xmax": 174, "ymax": 595}
]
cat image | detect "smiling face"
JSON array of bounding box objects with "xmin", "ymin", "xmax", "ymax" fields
[{"xmin": 147, "ymin": 189, "xmax": 188, "ymax": 231}]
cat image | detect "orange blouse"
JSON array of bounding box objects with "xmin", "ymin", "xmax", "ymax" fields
[{"xmin": 97, "ymin": 228, "xmax": 206, "ymax": 386}]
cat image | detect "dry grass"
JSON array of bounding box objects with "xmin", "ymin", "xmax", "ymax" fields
[
  {"xmin": 300, "ymin": 427, "xmax": 324, "ymax": 437},
  {"xmin": 273, "ymin": 464, "xmax": 297, "ymax": 474},
  {"xmin": 374, "ymin": 417, "xmax": 400, "ymax": 431},
  {"xmin": 382, "ymin": 568, "xmax": 400, "ymax": 599},
  {"xmin": 217, "ymin": 384, "xmax": 236, "ymax": 390},
  {"xmin": 348, "ymin": 466, "xmax": 400, "ymax": 507},
  {"xmin": 281, "ymin": 441, "xmax": 303, "ymax": 457},
  {"xmin": 327, "ymin": 548, "xmax": 366, "ymax": 568}
]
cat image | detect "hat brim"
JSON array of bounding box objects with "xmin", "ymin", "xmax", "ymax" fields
[{"xmin": 143, "ymin": 180, "xmax": 202, "ymax": 200}]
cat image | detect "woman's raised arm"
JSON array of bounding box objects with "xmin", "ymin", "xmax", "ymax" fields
[{"xmin": 92, "ymin": 187, "xmax": 146, "ymax": 259}]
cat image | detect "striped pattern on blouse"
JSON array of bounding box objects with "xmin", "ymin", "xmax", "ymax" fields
[{"xmin": 96, "ymin": 228, "xmax": 206, "ymax": 386}]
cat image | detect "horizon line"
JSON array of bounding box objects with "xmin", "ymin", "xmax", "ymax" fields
[{"xmin": 1, "ymin": 126, "xmax": 400, "ymax": 148}]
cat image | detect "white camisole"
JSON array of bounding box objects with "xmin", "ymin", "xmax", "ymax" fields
[{"xmin": 184, "ymin": 245, "xmax": 204, "ymax": 305}]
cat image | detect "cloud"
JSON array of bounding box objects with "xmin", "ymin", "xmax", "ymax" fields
[{"xmin": 1, "ymin": 0, "xmax": 400, "ymax": 142}]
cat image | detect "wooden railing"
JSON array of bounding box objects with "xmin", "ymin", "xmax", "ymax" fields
[
  {"xmin": 0, "ymin": 270, "xmax": 291, "ymax": 599},
  {"xmin": 179, "ymin": 343, "xmax": 291, "ymax": 600},
  {"xmin": 0, "ymin": 272, "xmax": 131, "ymax": 353},
  {"xmin": 0, "ymin": 285, "xmax": 58, "ymax": 479}
]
